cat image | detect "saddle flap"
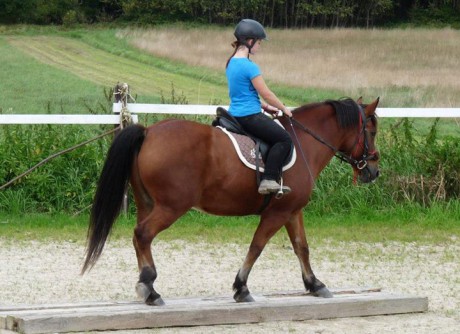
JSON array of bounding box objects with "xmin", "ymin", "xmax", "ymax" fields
[{"xmin": 217, "ymin": 127, "xmax": 296, "ymax": 173}]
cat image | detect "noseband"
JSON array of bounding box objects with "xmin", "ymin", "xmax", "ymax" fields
[{"xmin": 289, "ymin": 105, "xmax": 377, "ymax": 171}]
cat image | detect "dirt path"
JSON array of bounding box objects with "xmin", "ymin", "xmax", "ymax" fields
[{"xmin": 1, "ymin": 238, "xmax": 458, "ymax": 333}]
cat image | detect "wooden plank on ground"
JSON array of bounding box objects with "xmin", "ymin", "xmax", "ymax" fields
[{"xmin": 0, "ymin": 288, "xmax": 428, "ymax": 334}]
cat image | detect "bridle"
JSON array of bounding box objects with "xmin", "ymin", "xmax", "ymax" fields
[
  {"xmin": 334, "ymin": 106, "xmax": 378, "ymax": 171},
  {"xmin": 288, "ymin": 105, "xmax": 378, "ymax": 175}
]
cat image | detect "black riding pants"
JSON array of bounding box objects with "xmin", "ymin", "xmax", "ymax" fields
[{"xmin": 235, "ymin": 112, "xmax": 292, "ymax": 181}]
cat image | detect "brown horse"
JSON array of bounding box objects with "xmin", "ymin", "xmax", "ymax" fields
[{"xmin": 82, "ymin": 97, "xmax": 380, "ymax": 305}]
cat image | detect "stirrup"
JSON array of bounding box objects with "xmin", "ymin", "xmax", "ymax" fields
[
  {"xmin": 275, "ymin": 177, "xmax": 291, "ymax": 199},
  {"xmin": 258, "ymin": 179, "xmax": 291, "ymax": 197}
]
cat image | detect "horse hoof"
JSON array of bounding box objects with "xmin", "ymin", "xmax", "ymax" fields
[
  {"xmin": 241, "ymin": 294, "xmax": 255, "ymax": 302},
  {"xmin": 145, "ymin": 294, "xmax": 165, "ymax": 306},
  {"xmin": 312, "ymin": 287, "xmax": 333, "ymax": 298},
  {"xmin": 234, "ymin": 293, "xmax": 255, "ymax": 303}
]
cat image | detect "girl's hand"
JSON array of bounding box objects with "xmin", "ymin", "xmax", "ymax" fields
[
  {"xmin": 263, "ymin": 104, "xmax": 292, "ymax": 118},
  {"xmin": 283, "ymin": 108, "xmax": 293, "ymax": 117},
  {"xmin": 262, "ymin": 104, "xmax": 276, "ymax": 113}
]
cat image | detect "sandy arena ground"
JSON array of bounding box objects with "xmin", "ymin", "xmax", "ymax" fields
[{"xmin": 0, "ymin": 237, "xmax": 459, "ymax": 333}]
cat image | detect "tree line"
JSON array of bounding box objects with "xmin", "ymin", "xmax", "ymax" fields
[{"xmin": 1, "ymin": 0, "xmax": 459, "ymax": 28}]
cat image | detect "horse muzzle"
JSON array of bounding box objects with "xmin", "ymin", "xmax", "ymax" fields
[{"xmin": 358, "ymin": 164, "xmax": 380, "ymax": 183}]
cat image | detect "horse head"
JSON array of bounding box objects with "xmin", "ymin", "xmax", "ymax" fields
[{"xmin": 346, "ymin": 97, "xmax": 380, "ymax": 184}]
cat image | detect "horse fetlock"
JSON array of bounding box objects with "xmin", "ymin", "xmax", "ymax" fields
[
  {"xmin": 303, "ymin": 275, "xmax": 322, "ymax": 291},
  {"xmin": 232, "ymin": 272, "xmax": 254, "ymax": 302},
  {"xmin": 139, "ymin": 266, "xmax": 157, "ymax": 283},
  {"xmin": 232, "ymin": 270, "xmax": 246, "ymax": 291},
  {"xmin": 136, "ymin": 266, "xmax": 163, "ymax": 305}
]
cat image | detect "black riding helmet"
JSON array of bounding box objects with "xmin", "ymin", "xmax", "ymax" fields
[{"xmin": 234, "ymin": 19, "xmax": 267, "ymax": 53}]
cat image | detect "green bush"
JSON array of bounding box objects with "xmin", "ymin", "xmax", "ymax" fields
[
  {"xmin": 308, "ymin": 117, "xmax": 459, "ymax": 216},
  {"xmin": 381, "ymin": 118, "xmax": 460, "ymax": 205},
  {"xmin": 0, "ymin": 124, "xmax": 112, "ymax": 213},
  {"xmin": 0, "ymin": 113, "xmax": 458, "ymax": 214},
  {"xmin": 410, "ymin": 5, "xmax": 460, "ymax": 29}
]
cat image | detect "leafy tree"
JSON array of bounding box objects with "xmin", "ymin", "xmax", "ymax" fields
[
  {"xmin": 80, "ymin": 0, "xmax": 123, "ymax": 23},
  {"xmin": 357, "ymin": 0, "xmax": 394, "ymax": 27},
  {"xmin": 0, "ymin": 0, "xmax": 38, "ymax": 24},
  {"xmin": 0, "ymin": 0, "xmax": 459, "ymax": 28},
  {"xmin": 34, "ymin": 0, "xmax": 76, "ymax": 24}
]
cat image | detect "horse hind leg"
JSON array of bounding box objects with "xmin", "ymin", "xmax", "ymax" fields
[
  {"xmin": 133, "ymin": 205, "xmax": 187, "ymax": 306},
  {"xmin": 133, "ymin": 230, "xmax": 163, "ymax": 306},
  {"xmin": 285, "ymin": 212, "xmax": 332, "ymax": 298}
]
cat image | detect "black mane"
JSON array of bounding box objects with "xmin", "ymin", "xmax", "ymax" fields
[
  {"xmin": 293, "ymin": 98, "xmax": 361, "ymax": 129},
  {"xmin": 325, "ymin": 98, "xmax": 361, "ymax": 129}
]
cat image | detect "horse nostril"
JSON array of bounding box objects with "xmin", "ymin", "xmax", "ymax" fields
[{"xmin": 376, "ymin": 170, "xmax": 380, "ymax": 178}]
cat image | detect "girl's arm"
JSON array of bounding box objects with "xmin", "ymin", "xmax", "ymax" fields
[{"xmin": 252, "ymin": 75, "xmax": 292, "ymax": 117}]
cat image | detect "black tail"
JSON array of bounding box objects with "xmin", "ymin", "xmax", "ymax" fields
[{"xmin": 82, "ymin": 124, "xmax": 146, "ymax": 274}]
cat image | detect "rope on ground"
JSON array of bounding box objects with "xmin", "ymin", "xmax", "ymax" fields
[{"xmin": 0, "ymin": 126, "xmax": 120, "ymax": 191}]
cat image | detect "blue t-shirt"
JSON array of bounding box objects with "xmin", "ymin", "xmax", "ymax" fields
[{"xmin": 226, "ymin": 57, "xmax": 262, "ymax": 117}]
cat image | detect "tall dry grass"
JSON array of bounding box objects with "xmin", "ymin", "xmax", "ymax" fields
[{"xmin": 119, "ymin": 27, "xmax": 460, "ymax": 107}]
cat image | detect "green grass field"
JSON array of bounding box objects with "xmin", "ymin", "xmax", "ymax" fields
[
  {"xmin": 0, "ymin": 27, "xmax": 340, "ymax": 111},
  {"xmin": 1, "ymin": 26, "xmax": 459, "ymax": 134},
  {"xmin": 0, "ymin": 204, "xmax": 458, "ymax": 245},
  {"xmin": 0, "ymin": 25, "xmax": 458, "ymax": 243}
]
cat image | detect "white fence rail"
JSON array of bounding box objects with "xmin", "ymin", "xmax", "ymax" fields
[
  {"xmin": 376, "ymin": 108, "xmax": 460, "ymax": 118},
  {"xmin": 0, "ymin": 105, "xmax": 459, "ymax": 125},
  {"xmin": 0, "ymin": 114, "xmax": 138, "ymax": 124},
  {"xmin": 112, "ymin": 103, "xmax": 460, "ymax": 118}
]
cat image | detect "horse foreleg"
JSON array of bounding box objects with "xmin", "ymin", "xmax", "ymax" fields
[
  {"xmin": 133, "ymin": 205, "xmax": 186, "ymax": 306},
  {"xmin": 285, "ymin": 212, "xmax": 333, "ymax": 298},
  {"xmin": 233, "ymin": 245, "xmax": 260, "ymax": 302},
  {"xmin": 233, "ymin": 213, "xmax": 287, "ymax": 302}
]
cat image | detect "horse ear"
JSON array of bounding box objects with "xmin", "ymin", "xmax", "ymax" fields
[
  {"xmin": 357, "ymin": 96, "xmax": 363, "ymax": 104},
  {"xmin": 365, "ymin": 97, "xmax": 380, "ymax": 116}
]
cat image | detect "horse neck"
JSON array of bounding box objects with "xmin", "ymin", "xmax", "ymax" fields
[{"xmin": 286, "ymin": 104, "xmax": 350, "ymax": 175}]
